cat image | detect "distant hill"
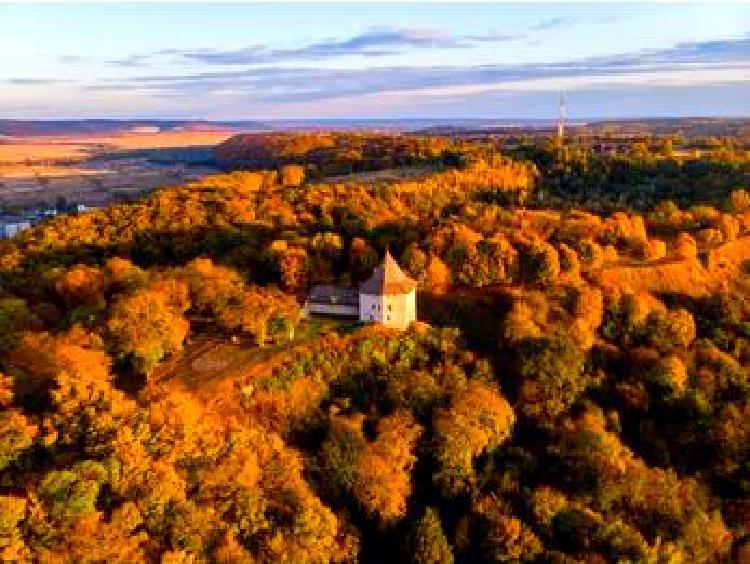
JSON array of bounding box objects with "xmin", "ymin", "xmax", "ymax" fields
[
  {"xmin": 585, "ymin": 117, "xmax": 750, "ymax": 138},
  {"xmin": 419, "ymin": 117, "xmax": 750, "ymax": 138},
  {"xmin": 0, "ymin": 119, "xmax": 267, "ymax": 137},
  {"xmin": 213, "ymin": 131, "xmax": 458, "ymax": 176},
  {"xmin": 2, "ymin": 117, "xmax": 748, "ymax": 139},
  {"xmin": 0, "ymin": 118, "xmax": 556, "ymax": 137}
]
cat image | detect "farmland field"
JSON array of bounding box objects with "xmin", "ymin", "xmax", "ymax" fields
[{"xmin": 0, "ymin": 130, "xmax": 233, "ymax": 207}]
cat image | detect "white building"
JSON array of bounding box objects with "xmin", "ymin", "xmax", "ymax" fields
[
  {"xmin": 358, "ymin": 251, "xmax": 417, "ymax": 329},
  {"xmin": 0, "ymin": 221, "xmax": 31, "ymax": 239},
  {"xmin": 304, "ymin": 251, "xmax": 417, "ymax": 330}
]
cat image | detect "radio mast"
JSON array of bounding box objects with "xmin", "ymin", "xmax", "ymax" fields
[{"xmin": 557, "ymin": 91, "xmax": 566, "ymax": 144}]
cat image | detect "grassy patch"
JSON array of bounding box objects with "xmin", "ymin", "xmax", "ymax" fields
[{"xmin": 159, "ymin": 317, "xmax": 362, "ymax": 390}]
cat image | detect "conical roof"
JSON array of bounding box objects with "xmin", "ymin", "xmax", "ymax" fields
[{"xmin": 360, "ymin": 251, "xmax": 417, "ymax": 295}]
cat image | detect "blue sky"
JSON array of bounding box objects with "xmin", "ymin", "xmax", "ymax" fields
[{"xmin": 1, "ymin": 2, "xmax": 749, "ymax": 119}]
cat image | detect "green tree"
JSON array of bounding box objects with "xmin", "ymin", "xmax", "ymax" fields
[
  {"xmin": 517, "ymin": 336, "xmax": 587, "ymax": 424},
  {"xmin": 408, "ymin": 507, "xmax": 454, "ymax": 564},
  {"xmin": 39, "ymin": 461, "xmax": 109, "ymax": 519}
]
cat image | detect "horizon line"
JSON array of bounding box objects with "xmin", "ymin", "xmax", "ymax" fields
[{"xmin": 1, "ymin": 115, "xmax": 749, "ymax": 123}]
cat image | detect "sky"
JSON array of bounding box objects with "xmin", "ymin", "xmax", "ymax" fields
[{"xmin": 1, "ymin": 2, "xmax": 749, "ymax": 120}]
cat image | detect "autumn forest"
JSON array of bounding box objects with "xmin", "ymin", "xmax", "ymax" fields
[{"xmin": 1, "ymin": 130, "xmax": 749, "ymax": 563}]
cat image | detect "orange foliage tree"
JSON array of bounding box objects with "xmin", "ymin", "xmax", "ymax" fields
[
  {"xmin": 433, "ymin": 380, "xmax": 515, "ymax": 495},
  {"xmin": 107, "ymin": 287, "xmax": 189, "ymax": 374}
]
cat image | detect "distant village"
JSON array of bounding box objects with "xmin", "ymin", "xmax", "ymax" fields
[{"xmin": 0, "ymin": 201, "xmax": 95, "ymax": 239}]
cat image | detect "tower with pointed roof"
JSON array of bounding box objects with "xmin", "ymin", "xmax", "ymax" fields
[{"xmin": 358, "ymin": 251, "xmax": 417, "ymax": 329}]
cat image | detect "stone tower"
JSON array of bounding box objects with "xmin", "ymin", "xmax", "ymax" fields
[{"xmin": 359, "ymin": 251, "xmax": 417, "ymax": 330}]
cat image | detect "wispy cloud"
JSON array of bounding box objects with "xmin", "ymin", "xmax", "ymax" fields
[
  {"xmin": 86, "ymin": 35, "xmax": 749, "ymax": 106},
  {"xmin": 634, "ymin": 34, "xmax": 750, "ymax": 64},
  {"xmin": 467, "ymin": 31, "xmax": 521, "ymax": 43},
  {"xmin": 58, "ymin": 55, "xmax": 86, "ymax": 64},
  {"xmin": 109, "ymin": 54, "xmax": 154, "ymax": 68},
  {"xmin": 208, "ymin": 27, "xmax": 466, "ymax": 63},
  {"xmin": 4, "ymin": 78, "xmax": 64, "ymax": 85},
  {"xmin": 532, "ymin": 17, "xmax": 570, "ymax": 31},
  {"xmin": 104, "ymin": 26, "xmax": 521, "ymax": 67}
]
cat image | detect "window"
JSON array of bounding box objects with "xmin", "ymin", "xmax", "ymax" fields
[
  {"xmin": 372, "ymin": 304, "xmax": 376, "ymax": 310},
  {"xmin": 386, "ymin": 315, "xmax": 391, "ymax": 321},
  {"xmin": 387, "ymin": 304, "xmax": 392, "ymax": 311}
]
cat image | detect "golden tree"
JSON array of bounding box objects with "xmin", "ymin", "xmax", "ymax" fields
[
  {"xmin": 107, "ymin": 289, "xmax": 189, "ymax": 374},
  {"xmin": 434, "ymin": 381, "xmax": 515, "ymax": 495}
]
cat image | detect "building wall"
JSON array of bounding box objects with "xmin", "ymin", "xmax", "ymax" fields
[
  {"xmin": 1, "ymin": 222, "xmax": 31, "ymax": 239},
  {"xmin": 359, "ymin": 293, "xmax": 383, "ymax": 323},
  {"xmin": 304, "ymin": 301, "xmax": 359, "ymax": 317},
  {"xmin": 383, "ymin": 290, "xmax": 417, "ymax": 329},
  {"xmin": 360, "ymin": 290, "xmax": 416, "ymax": 329}
]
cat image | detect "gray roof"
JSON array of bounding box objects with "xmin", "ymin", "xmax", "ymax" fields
[
  {"xmin": 359, "ymin": 251, "xmax": 417, "ymax": 295},
  {"xmin": 307, "ymin": 285, "xmax": 359, "ymax": 306}
]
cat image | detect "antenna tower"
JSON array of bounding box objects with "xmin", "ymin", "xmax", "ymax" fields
[{"xmin": 557, "ymin": 91, "xmax": 566, "ymax": 144}]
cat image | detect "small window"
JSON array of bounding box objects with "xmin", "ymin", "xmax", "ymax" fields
[
  {"xmin": 386, "ymin": 315, "xmax": 391, "ymax": 321},
  {"xmin": 372, "ymin": 304, "xmax": 376, "ymax": 310},
  {"xmin": 387, "ymin": 304, "xmax": 392, "ymax": 311}
]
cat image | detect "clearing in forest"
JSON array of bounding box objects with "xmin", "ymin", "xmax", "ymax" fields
[{"xmin": 154, "ymin": 316, "xmax": 359, "ymax": 402}]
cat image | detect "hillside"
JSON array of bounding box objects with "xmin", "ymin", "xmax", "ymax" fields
[
  {"xmin": 4, "ymin": 117, "xmax": 749, "ymax": 138},
  {"xmin": 0, "ymin": 132, "xmax": 748, "ymax": 562}
]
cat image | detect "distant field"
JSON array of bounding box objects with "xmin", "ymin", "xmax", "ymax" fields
[
  {"xmin": 0, "ymin": 130, "xmax": 232, "ymax": 172},
  {"xmin": 0, "ymin": 130, "xmax": 233, "ymax": 207}
]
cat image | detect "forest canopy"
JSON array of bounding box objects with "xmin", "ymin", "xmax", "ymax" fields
[{"xmin": 0, "ymin": 132, "xmax": 748, "ymax": 562}]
